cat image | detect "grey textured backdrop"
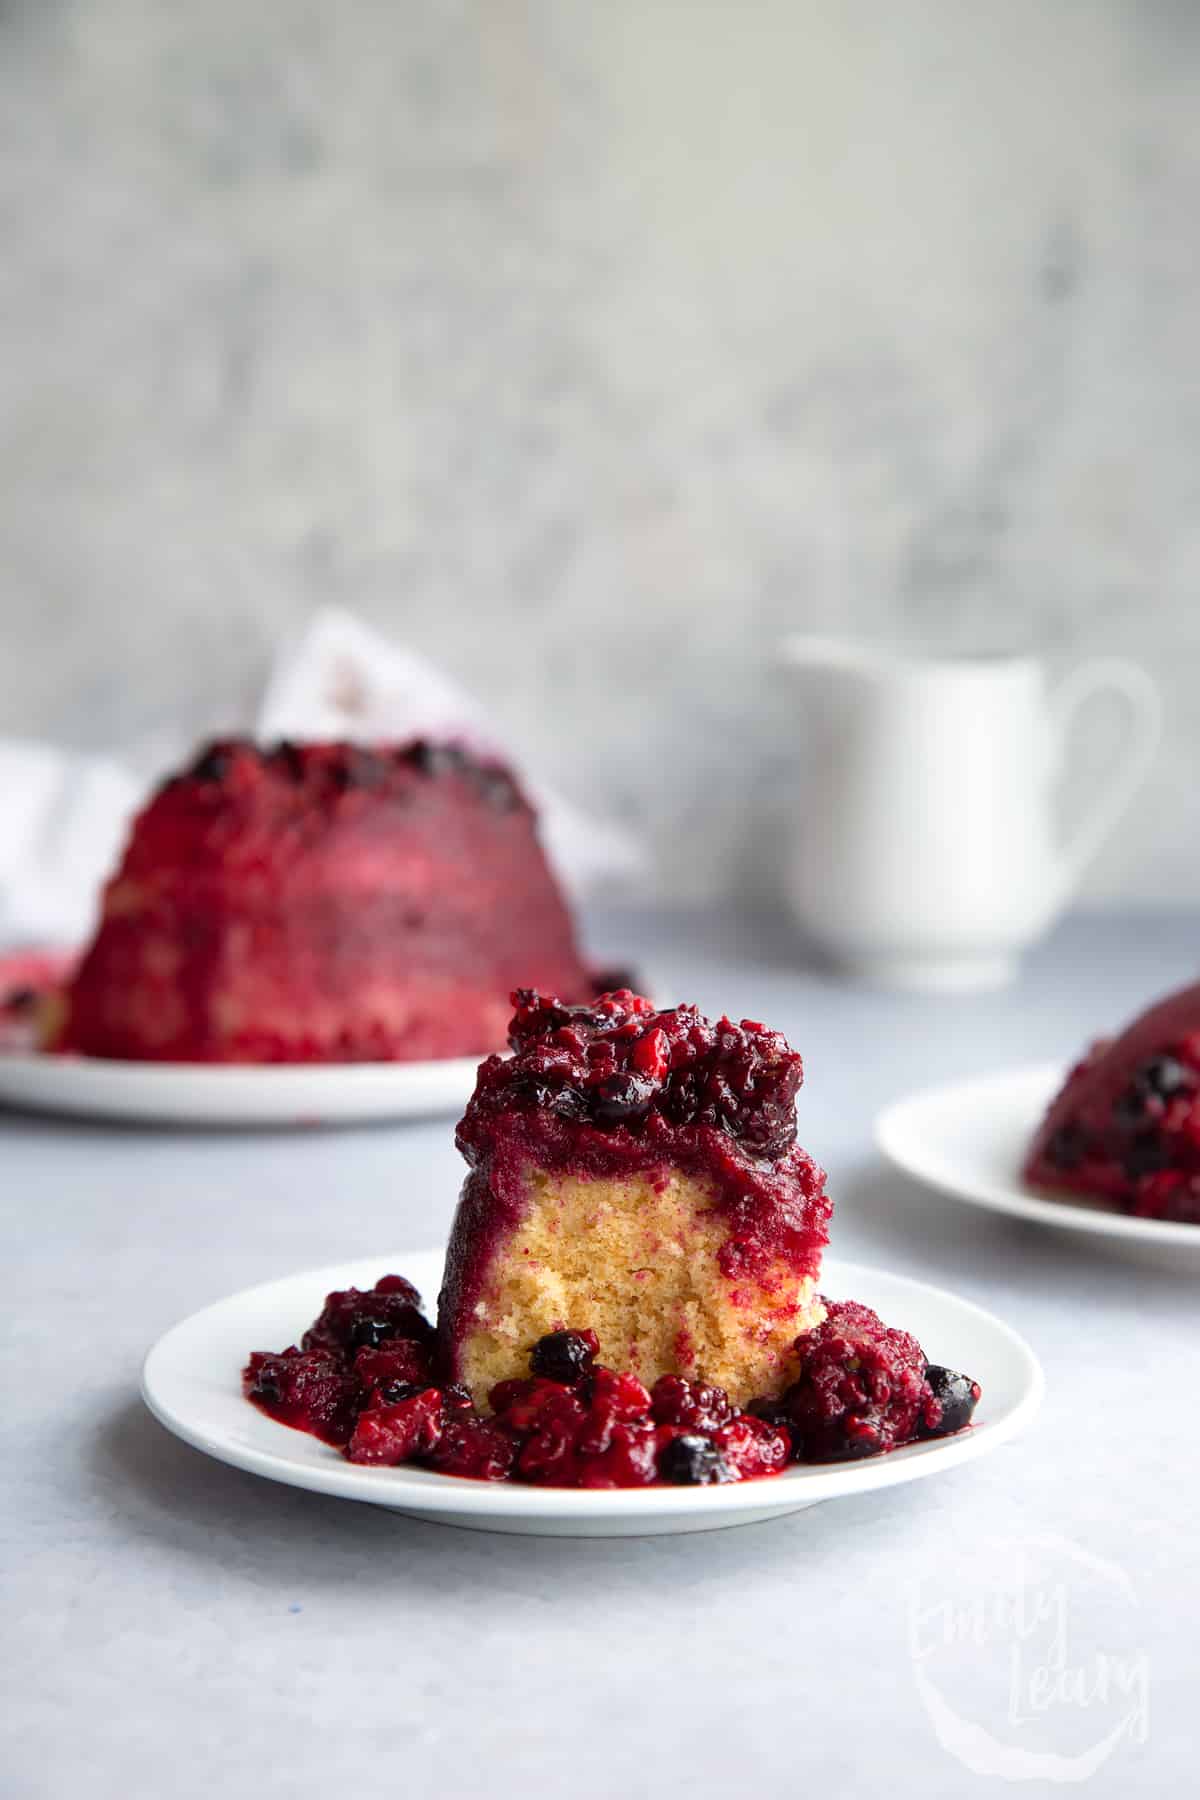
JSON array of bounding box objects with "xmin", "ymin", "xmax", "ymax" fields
[{"xmin": 2, "ymin": 0, "xmax": 1198, "ymax": 902}]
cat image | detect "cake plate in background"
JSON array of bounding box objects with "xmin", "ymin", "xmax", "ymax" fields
[
  {"xmin": 0, "ymin": 1051, "xmax": 486, "ymax": 1127},
  {"xmin": 876, "ymin": 1065, "xmax": 1200, "ymax": 1264}
]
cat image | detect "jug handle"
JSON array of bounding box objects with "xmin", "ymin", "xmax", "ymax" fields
[{"xmin": 1051, "ymin": 657, "xmax": 1162, "ymax": 888}]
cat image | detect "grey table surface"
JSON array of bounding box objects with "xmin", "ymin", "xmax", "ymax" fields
[{"xmin": 2, "ymin": 907, "xmax": 1196, "ymax": 1799}]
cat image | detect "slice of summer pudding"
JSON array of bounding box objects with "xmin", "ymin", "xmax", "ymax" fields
[
  {"xmin": 1025, "ymin": 979, "xmax": 1200, "ymax": 1223},
  {"xmin": 242, "ymin": 990, "xmax": 982, "ymax": 1486},
  {"xmin": 437, "ymin": 989, "xmax": 833, "ymax": 1407}
]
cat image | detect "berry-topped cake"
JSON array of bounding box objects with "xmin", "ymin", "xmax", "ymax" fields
[
  {"xmin": 242, "ymin": 988, "xmax": 982, "ymax": 1487},
  {"xmin": 439, "ymin": 988, "xmax": 833, "ymax": 1407},
  {"xmin": 1025, "ymin": 981, "xmax": 1200, "ymax": 1223},
  {"xmin": 47, "ymin": 737, "xmax": 596, "ymax": 1063}
]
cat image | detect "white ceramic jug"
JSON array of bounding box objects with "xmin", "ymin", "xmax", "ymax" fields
[{"xmin": 777, "ymin": 639, "xmax": 1162, "ymax": 991}]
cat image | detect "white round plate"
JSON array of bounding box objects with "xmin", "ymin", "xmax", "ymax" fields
[
  {"xmin": 142, "ymin": 1247, "xmax": 1043, "ymax": 1538},
  {"xmin": 0, "ymin": 1052, "xmax": 482, "ymax": 1127},
  {"xmin": 876, "ymin": 1062, "xmax": 1200, "ymax": 1256}
]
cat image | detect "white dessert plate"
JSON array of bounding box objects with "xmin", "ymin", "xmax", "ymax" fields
[
  {"xmin": 0, "ymin": 1052, "xmax": 483, "ymax": 1127},
  {"xmin": 876, "ymin": 1062, "xmax": 1200, "ymax": 1257},
  {"xmin": 141, "ymin": 1247, "xmax": 1043, "ymax": 1538}
]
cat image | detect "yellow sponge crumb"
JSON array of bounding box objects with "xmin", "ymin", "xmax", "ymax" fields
[{"xmin": 457, "ymin": 1165, "xmax": 823, "ymax": 1406}]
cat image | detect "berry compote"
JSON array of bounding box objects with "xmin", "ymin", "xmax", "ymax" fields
[
  {"xmin": 467, "ymin": 987, "xmax": 807, "ymax": 1160},
  {"xmin": 243, "ymin": 1278, "xmax": 981, "ymax": 1487}
]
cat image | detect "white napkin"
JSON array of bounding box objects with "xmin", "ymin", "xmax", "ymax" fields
[{"xmin": 0, "ymin": 608, "xmax": 647, "ymax": 947}]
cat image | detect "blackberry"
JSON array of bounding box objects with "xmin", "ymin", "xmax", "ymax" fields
[{"xmin": 591, "ymin": 1071, "xmax": 655, "ymax": 1123}]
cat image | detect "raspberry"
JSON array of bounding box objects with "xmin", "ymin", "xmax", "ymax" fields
[
  {"xmin": 782, "ymin": 1299, "xmax": 933, "ymax": 1462},
  {"xmin": 489, "ymin": 1378, "xmax": 588, "ymax": 1437},
  {"xmin": 710, "ymin": 1415, "xmax": 790, "ymax": 1479},
  {"xmin": 511, "ymin": 1390, "xmax": 592, "ymax": 1485},
  {"xmin": 495, "ymin": 1364, "xmax": 658, "ymax": 1486},
  {"xmin": 588, "ymin": 1367, "xmax": 652, "ymax": 1422},
  {"xmin": 427, "ymin": 1415, "xmax": 516, "ymax": 1480},
  {"xmin": 631, "ymin": 1027, "xmax": 670, "ymax": 1080},
  {"xmin": 649, "ymin": 1375, "xmax": 733, "ymax": 1433},
  {"xmin": 572, "ymin": 1421, "xmax": 658, "ymax": 1488},
  {"xmin": 352, "ymin": 1340, "xmax": 435, "ymax": 1401},
  {"xmin": 345, "ymin": 1389, "xmax": 445, "ymax": 1465}
]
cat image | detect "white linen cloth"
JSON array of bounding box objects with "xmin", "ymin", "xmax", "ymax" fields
[{"xmin": 0, "ymin": 608, "xmax": 646, "ymax": 947}]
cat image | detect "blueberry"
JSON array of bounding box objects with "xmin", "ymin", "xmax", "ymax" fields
[
  {"xmin": 922, "ymin": 1365, "xmax": 980, "ymax": 1436},
  {"xmin": 1139, "ymin": 1054, "xmax": 1188, "ymax": 1098},
  {"xmin": 529, "ymin": 1330, "xmax": 597, "ymax": 1385},
  {"xmin": 658, "ymin": 1434, "xmax": 731, "ymax": 1485},
  {"xmin": 591, "ymin": 1071, "xmax": 654, "ymax": 1124},
  {"xmin": 350, "ymin": 1315, "xmax": 400, "ymax": 1350}
]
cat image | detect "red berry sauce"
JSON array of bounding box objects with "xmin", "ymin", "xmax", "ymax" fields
[{"xmin": 243, "ymin": 1278, "xmax": 980, "ymax": 1487}]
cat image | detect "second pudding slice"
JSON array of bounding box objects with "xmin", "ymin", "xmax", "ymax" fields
[{"xmin": 439, "ymin": 989, "xmax": 832, "ymax": 1406}]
